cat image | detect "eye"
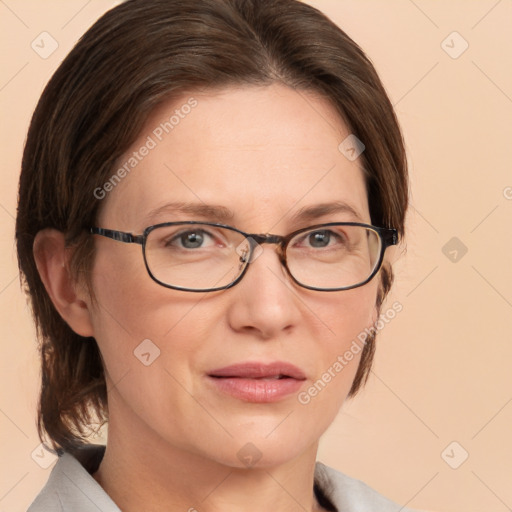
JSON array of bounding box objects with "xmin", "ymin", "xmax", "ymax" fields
[
  {"xmin": 166, "ymin": 229, "xmax": 216, "ymax": 249},
  {"xmin": 307, "ymin": 230, "xmax": 332, "ymax": 248},
  {"xmin": 299, "ymin": 229, "xmax": 347, "ymax": 249}
]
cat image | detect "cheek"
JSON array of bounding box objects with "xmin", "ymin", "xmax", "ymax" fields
[
  {"xmin": 313, "ymin": 279, "xmax": 378, "ymax": 348},
  {"xmin": 87, "ymin": 253, "xmax": 219, "ymax": 437},
  {"xmin": 90, "ymin": 246, "xmax": 197, "ymax": 337},
  {"xmin": 295, "ymin": 281, "xmax": 379, "ymax": 415},
  {"xmin": 88, "ymin": 249, "xmax": 223, "ymax": 386}
]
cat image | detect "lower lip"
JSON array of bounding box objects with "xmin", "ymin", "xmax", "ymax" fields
[{"xmin": 207, "ymin": 376, "xmax": 304, "ymax": 403}]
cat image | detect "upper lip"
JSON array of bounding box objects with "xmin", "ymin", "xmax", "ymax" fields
[{"xmin": 208, "ymin": 362, "xmax": 306, "ymax": 380}]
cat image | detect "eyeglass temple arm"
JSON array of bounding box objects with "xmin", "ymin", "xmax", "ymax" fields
[
  {"xmin": 89, "ymin": 227, "xmax": 144, "ymax": 245},
  {"xmin": 383, "ymin": 229, "xmax": 399, "ymax": 247}
]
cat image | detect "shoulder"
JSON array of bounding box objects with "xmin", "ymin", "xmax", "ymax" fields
[
  {"xmin": 28, "ymin": 447, "xmax": 119, "ymax": 512},
  {"xmin": 315, "ymin": 462, "xmax": 417, "ymax": 512}
]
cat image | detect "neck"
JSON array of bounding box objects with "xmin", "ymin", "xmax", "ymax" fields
[{"xmin": 93, "ymin": 415, "xmax": 325, "ymax": 512}]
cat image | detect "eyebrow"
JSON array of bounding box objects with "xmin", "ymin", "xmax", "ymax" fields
[
  {"xmin": 144, "ymin": 201, "xmax": 234, "ymax": 224},
  {"xmin": 290, "ymin": 201, "xmax": 364, "ymax": 223},
  {"xmin": 143, "ymin": 200, "xmax": 364, "ymax": 226}
]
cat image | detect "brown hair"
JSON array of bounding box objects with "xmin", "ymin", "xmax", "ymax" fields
[{"xmin": 16, "ymin": 0, "xmax": 408, "ymax": 453}]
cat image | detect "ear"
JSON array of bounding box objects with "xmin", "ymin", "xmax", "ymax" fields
[{"xmin": 33, "ymin": 229, "xmax": 94, "ymax": 338}]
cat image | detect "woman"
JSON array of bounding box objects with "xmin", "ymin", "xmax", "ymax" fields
[{"xmin": 16, "ymin": 0, "xmax": 410, "ymax": 510}]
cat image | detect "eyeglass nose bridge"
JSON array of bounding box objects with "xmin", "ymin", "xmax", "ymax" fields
[{"xmin": 238, "ymin": 233, "xmax": 288, "ymax": 265}]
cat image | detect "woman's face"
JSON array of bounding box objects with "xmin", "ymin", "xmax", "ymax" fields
[{"xmin": 89, "ymin": 84, "xmax": 380, "ymax": 467}]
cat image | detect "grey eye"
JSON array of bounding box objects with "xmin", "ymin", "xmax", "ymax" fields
[
  {"xmin": 182, "ymin": 232, "xmax": 204, "ymax": 248},
  {"xmin": 308, "ymin": 230, "xmax": 331, "ymax": 248}
]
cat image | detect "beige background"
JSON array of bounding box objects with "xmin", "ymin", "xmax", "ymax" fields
[{"xmin": 1, "ymin": 1, "xmax": 511, "ymax": 511}]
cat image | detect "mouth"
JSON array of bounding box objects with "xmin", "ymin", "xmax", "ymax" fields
[{"xmin": 207, "ymin": 362, "xmax": 306, "ymax": 403}]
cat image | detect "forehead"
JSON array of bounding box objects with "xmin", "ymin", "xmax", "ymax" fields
[{"xmin": 98, "ymin": 84, "xmax": 370, "ymax": 231}]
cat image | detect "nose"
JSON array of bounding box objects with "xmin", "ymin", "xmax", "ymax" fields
[{"xmin": 225, "ymin": 243, "xmax": 302, "ymax": 340}]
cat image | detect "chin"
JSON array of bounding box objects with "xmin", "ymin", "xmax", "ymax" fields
[{"xmin": 199, "ymin": 427, "xmax": 316, "ymax": 470}]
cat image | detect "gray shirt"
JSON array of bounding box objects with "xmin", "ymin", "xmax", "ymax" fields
[{"xmin": 28, "ymin": 446, "xmax": 414, "ymax": 511}]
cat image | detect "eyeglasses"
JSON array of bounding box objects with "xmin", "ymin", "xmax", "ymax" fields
[{"xmin": 89, "ymin": 221, "xmax": 398, "ymax": 292}]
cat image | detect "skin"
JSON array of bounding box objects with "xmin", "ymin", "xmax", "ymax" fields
[{"xmin": 34, "ymin": 84, "xmax": 383, "ymax": 512}]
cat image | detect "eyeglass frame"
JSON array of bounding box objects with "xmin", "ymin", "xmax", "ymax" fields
[{"xmin": 89, "ymin": 221, "xmax": 398, "ymax": 293}]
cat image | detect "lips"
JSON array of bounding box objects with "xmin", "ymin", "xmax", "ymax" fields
[
  {"xmin": 207, "ymin": 362, "xmax": 306, "ymax": 403},
  {"xmin": 209, "ymin": 361, "xmax": 306, "ymax": 380}
]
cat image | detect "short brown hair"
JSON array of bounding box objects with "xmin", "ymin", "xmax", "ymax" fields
[{"xmin": 16, "ymin": 0, "xmax": 408, "ymax": 453}]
